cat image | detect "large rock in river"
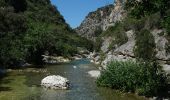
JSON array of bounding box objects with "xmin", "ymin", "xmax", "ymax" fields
[{"xmin": 41, "ymin": 75, "xmax": 70, "ymax": 90}]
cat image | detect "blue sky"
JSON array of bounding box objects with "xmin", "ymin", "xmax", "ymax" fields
[{"xmin": 51, "ymin": 0, "xmax": 114, "ymax": 28}]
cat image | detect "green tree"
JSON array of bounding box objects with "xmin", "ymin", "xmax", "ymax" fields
[
  {"xmin": 125, "ymin": 0, "xmax": 170, "ymax": 18},
  {"xmin": 0, "ymin": 7, "xmax": 27, "ymax": 68},
  {"xmin": 134, "ymin": 29, "xmax": 156, "ymax": 61}
]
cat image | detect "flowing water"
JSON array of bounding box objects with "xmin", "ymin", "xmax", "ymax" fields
[{"xmin": 0, "ymin": 59, "xmax": 147, "ymax": 100}]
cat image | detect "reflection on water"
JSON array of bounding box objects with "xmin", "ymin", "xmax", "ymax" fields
[{"xmin": 1, "ymin": 59, "xmax": 147, "ymax": 100}]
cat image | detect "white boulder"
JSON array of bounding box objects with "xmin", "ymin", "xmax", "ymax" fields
[
  {"xmin": 41, "ymin": 75, "xmax": 70, "ymax": 90},
  {"xmin": 88, "ymin": 70, "xmax": 101, "ymax": 78}
]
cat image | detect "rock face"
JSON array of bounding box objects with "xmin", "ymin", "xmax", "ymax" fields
[
  {"xmin": 101, "ymin": 37, "xmax": 113, "ymax": 53},
  {"xmin": 41, "ymin": 75, "xmax": 70, "ymax": 90},
  {"xmin": 77, "ymin": 0, "xmax": 170, "ymax": 71},
  {"xmin": 75, "ymin": 5, "xmax": 114, "ymax": 40},
  {"xmin": 100, "ymin": 30, "xmax": 135, "ymax": 68},
  {"xmin": 76, "ymin": 0, "xmax": 126, "ymax": 40},
  {"xmin": 151, "ymin": 29, "xmax": 170, "ymax": 60}
]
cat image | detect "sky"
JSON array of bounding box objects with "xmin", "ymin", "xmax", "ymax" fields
[{"xmin": 51, "ymin": 0, "xmax": 114, "ymax": 28}]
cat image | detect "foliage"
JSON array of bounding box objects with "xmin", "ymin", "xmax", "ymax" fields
[
  {"xmin": 97, "ymin": 60, "xmax": 167, "ymax": 96},
  {"xmin": 134, "ymin": 29, "xmax": 156, "ymax": 61},
  {"xmin": 99, "ymin": 51, "xmax": 106, "ymax": 63},
  {"xmin": 101, "ymin": 23, "xmax": 128, "ymax": 50},
  {"xmin": 7, "ymin": 0, "xmax": 27, "ymax": 12},
  {"xmin": 0, "ymin": 7, "xmax": 27, "ymax": 68},
  {"xmin": 162, "ymin": 10, "xmax": 170, "ymax": 35},
  {"xmin": 125, "ymin": 0, "xmax": 170, "ymax": 35},
  {"xmin": 93, "ymin": 36, "xmax": 103, "ymax": 52},
  {"xmin": 164, "ymin": 17, "xmax": 170, "ymax": 34},
  {"xmin": 94, "ymin": 27, "xmax": 103, "ymax": 37},
  {"xmin": 0, "ymin": 0, "xmax": 92, "ymax": 68},
  {"xmin": 125, "ymin": 0, "xmax": 170, "ymax": 19}
]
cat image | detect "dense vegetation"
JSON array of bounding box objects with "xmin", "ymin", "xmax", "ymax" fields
[
  {"xmin": 97, "ymin": 61, "xmax": 167, "ymax": 96},
  {"xmin": 134, "ymin": 29, "xmax": 156, "ymax": 61},
  {"xmin": 93, "ymin": 23, "xmax": 128, "ymax": 52},
  {"xmin": 125, "ymin": 0, "xmax": 170, "ymax": 34},
  {"xmin": 97, "ymin": 0, "xmax": 170, "ymax": 97},
  {"xmin": 0, "ymin": 0, "xmax": 93, "ymax": 68}
]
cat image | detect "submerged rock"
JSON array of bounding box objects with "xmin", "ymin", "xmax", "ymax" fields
[
  {"xmin": 41, "ymin": 75, "xmax": 70, "ymax": 90},
  {"xmin": 88, "ymin": 70, "xmax": 101, "ymax": 78}
]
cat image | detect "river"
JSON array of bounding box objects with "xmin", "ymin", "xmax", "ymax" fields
[{"xmin": 0, "ymin": 59, "xmax": 147, "ymax": 100}]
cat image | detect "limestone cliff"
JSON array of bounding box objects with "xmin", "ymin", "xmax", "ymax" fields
[
  {"xmin": 78, "ymin": 0, "xmax": 170, "ymax": 70},
  {"xmin": 75, "ymin": 0, "xmax": 126, "ymax": 40}
]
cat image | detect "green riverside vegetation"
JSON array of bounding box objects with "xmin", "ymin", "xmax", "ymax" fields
[
  {"xmin": 0, "ymin": 0, "xmax": 93, "ymax": 68},
  {"xmin": 134, "ymin": 29, "xmax": 156, "ymax": 61},
  {"xmin": 97, "ymin": 61, "xmax": 167, "ymax": 96},
  {"xmin": 97, "ymin": 0, "xmax": 170, "ymax": 97}
]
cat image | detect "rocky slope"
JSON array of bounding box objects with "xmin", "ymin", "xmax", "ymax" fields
[
  {"xmin": 77, "ymin": 0, "xmax": 170, "ymax": 72},
  {"xmin": 75, "ymin": 0, "xmax": 126, "ymax": 40}
]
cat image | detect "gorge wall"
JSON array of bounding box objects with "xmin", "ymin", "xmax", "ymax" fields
[
  {"xmin": 75, "ymin": 0, "xmax": 126, "ymax": 40},
  {"xmin": 76, "ymin": 0, "xmax": 170, "ymax": 70}
]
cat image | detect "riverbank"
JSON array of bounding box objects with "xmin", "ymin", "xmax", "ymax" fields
[{"xmin": 0, "ymin": 59, "xmax": 147, "ymax": 100}]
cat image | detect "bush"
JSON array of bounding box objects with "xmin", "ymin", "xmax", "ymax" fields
[
  {"xmin": 94, "ymin": 27, "xmax": 103, "ymax": 37},
  {"xmin": 96, "ymin": 60, "xmax": 167, "ymax": 96},
  {"xmin": 101, "ymin": 23, "xmax": 128, "ymax": 51},
  {"xmin": 93, "ymin": 37, "xmax": 103, "ymax": 52},
  {"xmin": 134, "ymin": 29, "xmax": 156, "ymax": 61},
  {"xmin": 123, "ymin": 15, "xmax": 146, "ymax": 31},
  {"xmin": 162, "ymin": 10, "xmax": 170, "ymax": 35},
  {"xmin": 0, "ymin": 7, "xmax": 27, "ymax": 68},
  {"xmin": 125, "ymin": 0, "xmax": 170, "ymax": 19}
]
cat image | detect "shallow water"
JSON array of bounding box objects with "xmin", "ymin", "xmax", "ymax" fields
[{"xmin": 0, "ymin": 59, "xmax": 147, "ymax": 100}]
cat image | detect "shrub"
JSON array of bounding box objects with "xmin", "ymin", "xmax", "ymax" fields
[
  {"xmin": 96, "ymin": 60, "xmax": 167, "ymax": 96},
  {"xmin": 93, "ymin": 37, "xmax": 103, "ymax": 52},
  {"xmin": 123, "ymin": 15, "xmax": 146, "ymax": 31},
  {"xmin": 125, "ymin": 0, "xmax": 170, "ymax": 19},
  {"xmin": 145, "ymin": 13, "xmax": 162, "ymax": 30},
  {"xmin": 162, "ymin": 10, "xmax": 170, "ymax": 35},
  {"xmin": 94, "ymin": 27, "xmax": 103, "ymax": 37},
  {"xmin": 0, "ymin": 7, "xmax": 27, "ymax": 68},
  {"xmin": 99, "ymin": 51, "xmax": 106, "ymax": 63},
  {"xmin": 134, "ymin": 29, "xmax": 156, "ymax": 61},
  {"xmin": 101, "ymin": 23, "xmax": 128, "ymax": 51}
]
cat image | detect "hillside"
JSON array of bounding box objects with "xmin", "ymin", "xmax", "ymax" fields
[
  {"xmin": 75, "ymin": 0, "xmax": 127, "ymax": 40},
  {"xmin": 0, "ymin": 0, "xmax": 170, "ymax": 99},
  {"xmin": 0, "ymin": 0, "xmax": 93, "ymax": 68},
  {"xmin": 76, "ymin": 0, "xmax": 170, "ymax": 68},
  {"xmin": 76, "ymin": 0, "xmax": 170, "ymax": 97}
]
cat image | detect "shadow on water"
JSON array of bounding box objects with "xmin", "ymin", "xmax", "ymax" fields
[
  {"xmin": 0, "ymin": 69, "xmax": 13, "ymax": 92},
  {"xmin": 0, "ymin": 77, "xmax": 12, "ymax": 92},
  {"xmin": 0, "ymin": 86, "xmax": 12, "ymax": 92}
]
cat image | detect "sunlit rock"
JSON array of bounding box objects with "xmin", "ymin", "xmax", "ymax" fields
[
  {"xmin": 41, "ymin": 75, "xmax": 70, "ymax": 90},
  {"xmin": 88, "ymin": 70, "xmax": 101, "ymax": 78}
]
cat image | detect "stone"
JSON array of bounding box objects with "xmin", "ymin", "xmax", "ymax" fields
[
  {"xmin": 101, "ymin": 37, "xmax": 112, "ymax": 53},
  {"xmin": 73, "ymin": 66, "xmax": 77, "ymax": 69},
  {"xmin": 151, "ymin": 29, "xmax": 170, "ymax": 60},
  {"xmin": 88, "ymin": 70, "xmax": 101, "ymax": 78},
  {"xmin": 41, "ymin": 75, "xmax": 70, "ymax": 90},
  {"xmin": 75, "ymin": 5, "xmax": 116, "ymax": 40},
  {"xmin": 42, "ymin": 55, "xmax": 70, "ymax": 64}
]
